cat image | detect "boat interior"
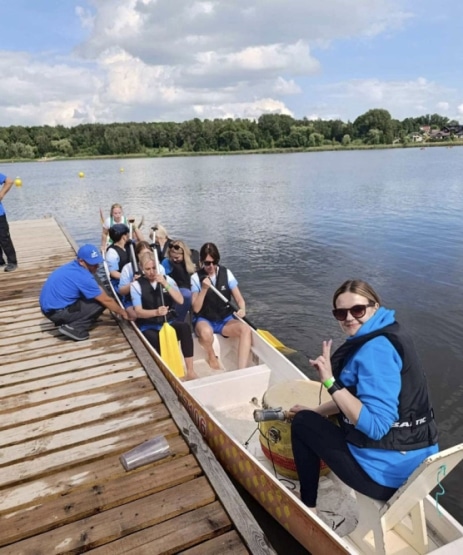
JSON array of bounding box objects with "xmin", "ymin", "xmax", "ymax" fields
[
  {"xmin": 184, "ymin": 333, "xmax": 463, "ymax": 553},
  {"xmin": 185, "ymin": 333, "xmax": 361, "ymax": 537}
]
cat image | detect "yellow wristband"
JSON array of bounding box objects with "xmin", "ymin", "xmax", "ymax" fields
[{"xmin": 165, "ymin": 283, "xmax": 171, "ymax": 291}]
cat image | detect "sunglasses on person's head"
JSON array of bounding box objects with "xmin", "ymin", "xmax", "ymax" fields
[
  {"xmin": 171, "ymin": 244, "xmax": 183, "ymax": 252},
  {"xmin": 203, "ymin": 260, "xmax": 216, "ymax": 266},
  {"xmin": 332, "ymin": 302, "xmax": 375, "ymax": 321}
]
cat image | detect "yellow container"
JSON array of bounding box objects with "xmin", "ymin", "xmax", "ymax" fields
[{"xmin": 259, "ymin": 380, "xmax": 331, "ymax": 479}]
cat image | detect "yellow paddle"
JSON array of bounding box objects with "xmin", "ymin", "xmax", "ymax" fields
[
  {"xmin": 208, "ymin": 283, "xmax": 296, "ymax": 355},
  {"xmin": 152, "ymin": 241, "xmax": 185, "ymax": 378}
]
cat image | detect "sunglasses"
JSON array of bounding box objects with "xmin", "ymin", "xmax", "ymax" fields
[
  {"xmin": 203, "ymin": 260, "xmax": 216, "ymax": 266},
  {"xmin": 332, "ymin": 302, "xmax": 375, "ymax": 321},
  {"xmin": 171, "ymin": 244, "xmax": 183, "ymax": 252}
]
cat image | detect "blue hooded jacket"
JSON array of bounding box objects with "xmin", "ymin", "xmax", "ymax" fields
[{"xmin": 339, "ymin": 306, "xmax": 438, "ymax": 488}]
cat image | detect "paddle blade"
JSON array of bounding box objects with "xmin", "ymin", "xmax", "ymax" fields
[
  {"xmin": 257, "ymin": 329, "xmax": 297, "ymax": 355},
  {"xmin": 160, "ymin": 323, "xmax": 185, "ymax": 378}
]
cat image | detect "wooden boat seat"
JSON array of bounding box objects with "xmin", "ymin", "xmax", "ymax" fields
[
  {"xmin": 349, "ymin": 443, "xmax": 463, "ymax": 554},
  {"xmin": 184, "ymin": 363, "xmax": 271, "ymax": 411}
]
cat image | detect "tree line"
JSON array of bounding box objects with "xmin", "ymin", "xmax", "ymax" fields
[{"xmin": 0, "ymin": 109, "xmax": 459, "ymax": 160}]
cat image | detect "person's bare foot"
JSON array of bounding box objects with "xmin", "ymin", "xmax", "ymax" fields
[
  {"xmin": 185, "ymin": 370, "xmax": 198, "ymax": 381},
  {"xmin": 207, "ymin": 356, "xmax": 221, "ymax": 370}
]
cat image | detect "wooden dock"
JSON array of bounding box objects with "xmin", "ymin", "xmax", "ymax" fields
[{"xmin": 0, "ymin": 217, "xmax": 276, "ymax": 554}]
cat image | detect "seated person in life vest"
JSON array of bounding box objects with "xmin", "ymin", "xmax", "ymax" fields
[
  {"xmin": 162, "ymin": 240, "xmax": 196, "ymax": 323},
  {"xmin": 40, "ymin": 244, "xmax": 132, "ymax": 342},
  {"xmin": 101, "ymin": 203, "xmax": 143, "ymax": 253},
  {"xmin": 118, "ymin": 240, "xmax": 165, "ymax": 319},
  {"xmin": 105, "ymin": 223, "xmax": 130, "ymax": 294},
  {"xmin": 130, "ymin": 252, "xmax": 197, "ymax": 381},
  {"xmin": 290, "ymin": 279, "xmax": 438, "ymax": 513},
  {"xmin": 191, "ymin": 242, "xmax": 251, "ymax": 371}
]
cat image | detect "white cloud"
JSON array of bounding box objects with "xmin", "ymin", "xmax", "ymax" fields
[
  {"xmin": 273, "ymin": 77, "xmax": 301, "ymax": 95},
  {"xmin": 0, "ymin": 0, "xmax": 454, "ymax": 126},
  {"xmin": 437, "ymin": 101, "xmax": 449, "ymax": 112},
  {"xmin": 0, "ymin": 51, "xmax": 103, "ymax": 126},
  {"xmin": 320, "ymin": 77, "xmax": 457, "ymax": 121},
  {"xmin": 193, "ymin": 99, "xmax": 293, "ymax": 120},
  {"xmin": 457, "ymin": 104, "xmax": 463, "ymax": 115},
  {"xmin": 79, "ymin": 0, "xmax": 411, "ymax": 63}
]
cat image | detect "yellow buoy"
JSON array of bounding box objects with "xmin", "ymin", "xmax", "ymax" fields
[
  {"xmin": 120, "ymin": 168, "xmax": 124, "ymax": 172},
  {"xmin": 78, "ymin": 172, "xmax": 85, "ymax": 178},
  {"xmin": 14, "ymin": 177, "xmax": 22, "ymax": 187}
]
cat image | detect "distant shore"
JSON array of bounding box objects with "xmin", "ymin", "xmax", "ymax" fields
[{"xmin": 1, "ymin": 140, "xmax": 461, "ymax": 164}]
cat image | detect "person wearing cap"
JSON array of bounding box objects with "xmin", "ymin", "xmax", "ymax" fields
[
  {"xmin": 105, "ymin": 223, "xmax": 130, "ymax": 293},
  {"xmin": 39, "ymin": 244, "xmax": 132, "ymax": 341},
  {"xmin": 0, "ymin": 172, "xmax": 18, "ymax": 272}
]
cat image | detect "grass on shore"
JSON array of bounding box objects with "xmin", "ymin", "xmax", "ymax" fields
[{"xmin": 1, "ymin": 140, "xmax": 461, "ymax": 164}]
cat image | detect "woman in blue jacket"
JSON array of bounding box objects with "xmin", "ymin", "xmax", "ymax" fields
[{"xmin": 291, "ymin": 279, "xmax": 438, "ymax": 510}]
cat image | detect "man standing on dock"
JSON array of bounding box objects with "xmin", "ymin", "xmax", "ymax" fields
[
  {"xmin": 40, "ymin": 244, "xmax": 132, "ymax": 341},
  {"xmin": 0, "ymin": 173, "xmax": 18, "ymax": 272}
]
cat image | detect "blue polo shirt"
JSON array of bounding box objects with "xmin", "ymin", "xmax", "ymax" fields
[
  {"xmin": 39, "ymin": 260, "xmax": 102, "ymax": 311},
  {"xmin": 0, "ymin": 172, "xmax": 7, "ymax": 216}
]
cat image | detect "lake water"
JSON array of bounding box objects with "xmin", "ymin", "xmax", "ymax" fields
[{"xmin": 4, "ymin": 147, "xmax": 463, "ymax": 552}]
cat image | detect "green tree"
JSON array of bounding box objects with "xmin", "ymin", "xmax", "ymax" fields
[
  {"xmin": 342, "ymin": 134, "xmax": 351, "ymax": 146},
  {"xmin": 308, "ymin": 132, "xmax": 324, "ymax": 147},
  {"xmin": 51, "ymin": 138, "xmax": 74, "ymax": 156},
  {"xmin": 353, "ymin": 109, "xmax": 393, "ymax": 143},
  {"xmin": 8, "ymin": 142, "xmax": 35, "ymax": 158},
  {"xmin": 366, "ymin": 128, "xmax": 382, "ymax": 145},
  {"xmin": 237, "ymin": 130, "xmax": 258, "ymax": 150}
]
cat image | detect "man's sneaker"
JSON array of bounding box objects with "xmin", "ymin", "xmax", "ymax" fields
[
  {"xmin": 59, "ymin": 324, "xmax": 89, "ymax": 341},
  {"xmin": 4, "ymin": 263, "xmax": 17, "ymax": 272}
]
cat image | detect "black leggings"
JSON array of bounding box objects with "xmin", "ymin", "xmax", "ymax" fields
[
  {"xmin": 0, "ymin": 214, "xmax": 17, "ymax": 265},
  {"xmin": 143, "ymin": 321, "xmax": 193, "ymax": 358},
  {"xmin": 291, "ymin": 410, "xmax": 397, "ymax": 507}
]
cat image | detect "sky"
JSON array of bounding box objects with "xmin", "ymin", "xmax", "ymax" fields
[{"xmin": 0, "ymin": 0, "xmax": 462, "ymax": 127}]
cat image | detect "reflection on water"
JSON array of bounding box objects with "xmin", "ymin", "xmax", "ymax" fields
[{"xmin": 5, "ymin": 147, "xmax": 463, "ymax": 541}]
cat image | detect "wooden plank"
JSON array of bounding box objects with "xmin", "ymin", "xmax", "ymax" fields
[
  {"xmin": 0, "ymin": 378, "xmax": 151, "ymax": 430},
  {"xmin": 0, "ymin": 451, "xmax": 201, "ymax": 547},
  {"xmin": 0, "ymin": 393, "xmax": 161, "ymax": 446},
  {"xmin": 0, "ymin": 343, "xmax": 133, "ymax": 374},
  {"xmin": 0, "ymin": 404, "xmax": 170, "ymax": 466},
  {"xmin": 0, "ymin": 419, "xmax": 179, "ymax": 488},
  {"xmin": 179, "ymin": 531, "xmax": 250, "ymax": 555},
  {"xmin": 0, "ymin": 326, "xmax": 118, "ymax": 355},
  {"xmin": 0, "ymin": 322, "xmax": 55, "ymax": 337},
  {"xmin": 0, "ymin": 368, "xmax": 147, "ymax": 406},
  {"xmin": 0, "ymin": 479, "xmax": 218, "ymax": 554},
  {"xmin": 0, "ymin": 297, "xmax": 41, "ymax": 309},
  {"xmin": 0, "ymin": 432, "xmax": 191, "ymax": 515},
  {"xmin": 79, "ymin": 501, "xmax": 231, "ymax": 555},
  {"xmin": 0, "ymin": 353, "xmax": 141, "ymax": 387},
  {"xmin": 0, "ymin": 306, "xmax": 43, "ymax": 318}
]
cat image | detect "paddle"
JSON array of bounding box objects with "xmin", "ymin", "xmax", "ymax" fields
[
  {"xmin": 207, "ymin": 282, "xmax": 296, "ymax": 355},
  {"xmin": 128, "ymin": 222, "xmax": 139, "ymax": 276},
  {"xmin": 152, "ymin": 240, "xmax": 185, "ymax": 378}
]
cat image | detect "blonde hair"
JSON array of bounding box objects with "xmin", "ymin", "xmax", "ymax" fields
[
  {"xmin": 169, "ymin": 240, "xmax": 196, "ymax": 274},
  {"xmin": 110, "ymin": 203, "xmax": 123, "ymax": 216},
  {"xmin": 138, "ymin": 251, "xmax": 155, "ymax": 270},
  {"xmin": 333, "ymin": 280, "xmax": 381, "ymax": 308},
  {"xmin": 150, "ymin": 223, "xmax": 168, "ymax": 241}
]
